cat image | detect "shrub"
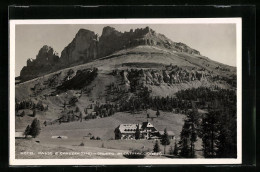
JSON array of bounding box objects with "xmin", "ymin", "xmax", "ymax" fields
[{"xmin": 79, "ymin": 142, "xmax": 84, "ymax": 146}]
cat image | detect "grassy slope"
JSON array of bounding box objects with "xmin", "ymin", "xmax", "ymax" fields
[{"xmin": 16, "ymin": 110, "xmax": 186, "ymax": 159}]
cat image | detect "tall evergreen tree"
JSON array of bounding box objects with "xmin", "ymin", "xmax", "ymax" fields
[
  {"xmin": 168, "ymin": 145, "xmax": 174, "ymax": 155},
  {"xmin": 29, "ymin": 118, "xmax": 41, "ymax": 138},
  {"xmin": 173, "ymin": 141, "xmax": 178, "ymax": 156},
  {"xmin": 187, "ymin": 109, "xmax": 199, "ymax": 157},
  {"xmin": 135, "ymin": 124, "xmax": 140, "ymax": 139},
  {"xmin": 153, "ymin": 140, "xmax": 160, "ymax": 153},
  {"xmin": 24, "ymin": 125, "xmax": 31, "ymax": 138},
  {"xmin": 160, "ymin": 128, "xmax": 170, "ymax": 154},
  {"xmin": 216, "ymin": 108, "xmax": 237, "ymax": 158},
  {"xmin": 156, "ymin": 109, "xmax": 160, "ymax": 117},
  {"xmin": 201, "ymin": 110, "xmax": 219, "ymax": 158},
  {"xmin": 20, "ymin": 111, "xmax": 25, "ymax": 117},
  {"xmin": 79, "ymin": 112, "xmax": 83, "ymax": 122},
  {"xmin": 179, "ymin": 121, "xmax": 191, "ymax": 157},
  {"xmin": 32, "ymin": 110, "xmax": 36, "ymax": 117},
  {"xmin": 179, "ymin": 109, "xmax": 199, "ymax": 158}
]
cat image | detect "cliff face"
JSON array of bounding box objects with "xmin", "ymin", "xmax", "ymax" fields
[
  {"xmin": 58, "ymin": 26, "xmax": 201, "ymax": 66},
  {"xmin": 97, "ymin": 26, "xmax": 200, "ymax": 58},
  {"xmin": 60, "ymin": 29, "xmax": 99, "ymax": 66},
  {"xmin": 20, "ymin": 45, "xmax": 59, "ymax": 81},
  {"xmin": 19, "ymin": 26, "xmax": 201, "ymax": 82}
]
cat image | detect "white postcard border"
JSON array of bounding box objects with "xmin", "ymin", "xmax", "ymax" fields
[{"xmin": 9, "ymin": 18, "xmax": 242, "ymax": 165}]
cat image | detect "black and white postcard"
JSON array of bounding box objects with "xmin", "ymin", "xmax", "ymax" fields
[{"xmin": 9, "ymin": 18, "xmax": 242, "ymax": 165}]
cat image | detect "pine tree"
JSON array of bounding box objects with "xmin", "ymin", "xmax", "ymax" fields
[
  {"xmin": 160, "ymin": 128, "xmax": 170, "ymax": 154},
  {"xmin": 187, "ymin": 109, "xmax": 199, "ymax": 157},
  {"xmin": 156, "ymin": 109, "xmax": 160, "ymax": 117},
  {"xmin": 153, "ymin": 140, "xmax": 160, "ymax": 152},
  {"xmin": 216, "ymin": 108, "xmax": 237, "ymax": 158},
  {"xmin": 20, "ymin": 111, "xmax": 25, "ymax": 117},
  {"xmin": 79, "ymin": 112, "xmax": 82, "ymax": 122},
  {"xmin": 32, "ymin": 110, "xmax": 36, "ymax": 117},
  {"xmin": 29, "ymin": 118, "xmax": 41, "ymax": 138},
  {"xmin": 201, "ymin": 110, "xmax": 219, "ymax": 158},
  {"xmin": 179, "ymin": 109, "xmax": 199, "ymax": 158},
  {"xmin": 135, "ymin": 124, "xmax": 141, "ymax": 139},
  {"xmin": 179, "ymin": 121, "xmax": 191, "ymax": 157},
  {"xmin": 173, "ymin": 142, "xmax": 178, "ymax": 156},
  {"xmin": 168, "ymin": 145, "xmax": 174, "ymax": 155},
  {"xmin": 24, "ymin": 125, "xmax": 31, "ymax": 138}
]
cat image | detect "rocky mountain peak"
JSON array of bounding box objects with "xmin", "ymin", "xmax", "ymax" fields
[
  {"xmin": 36, "ymin": 45, "xmax": 54, "ymax": 59},
  {"xmin": 75, "ymin": 29, "xmax": 96, "ymax": 39},
  {"xmin": 19, "ymin": 26, "xmax": 202, "ymax": 82},
  {"xmin": 101, "ymin": 26, "xmax": 122, "ymax": 37}
]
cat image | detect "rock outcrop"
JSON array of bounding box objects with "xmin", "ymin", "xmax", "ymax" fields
[
  {"xmin": 19, "ymin": 26, "xmax": 201, "ymax": 82},
  {"xmin": 60, "ymin": 29, "xmax": 99, "ymax": 66},
  {"xmin": 20, "ymin": 45, "xmax": 59, "ymax": 81},
  {"xmin": 119, "ymin": 66, "xmax": 212, "ymax": 87}
]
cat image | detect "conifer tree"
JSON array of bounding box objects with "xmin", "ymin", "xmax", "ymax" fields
[
  {"xmin": 160, "ymin": 128, "xmax": 170, "ymax": 154},
  {"xmin": 153, "ymin": 140, "xmax": 160, "ymax": 153},
  {"xmin": 32, "ymin": 110, "xmax": 36, "ymax": 117},
  {"xmin": 201, "ymin": 110, "xmax": 219, "ymax": 158},
  {"xmin": 20, "ymin": 111, "xmax": 25, "ymax": 117},
  {"xmin": 179, "ymin": 109, "xmax": 199, "ymax": 158},
  {"xmin": 216, "ymin": 108, "xmax": 237, "ymax": 158},
  {"xmin": 147, "ymin": 113, "xmax": 150, "ymax": 119},
  {"xmin": 135, "ymin": 124, "xmax": 140, "ymax": 139},
  {"xmin": 29, "ymin": 118, "xmax": 41, "ymax": 138},
  {"xmin": 79, "ymin": 112, "xmax": 83, "ymax": 122},
  {"xmin": 188, "ymin": 109, "xmax": 199, "ymax": 157},
  {"xmin": 24, "ymin": 125, "xmax": 31, "ymax": 138},
  {"xmin": 168, "ymin": 145, "xmax": 174, "ymax": 155},
  {"xmin": 173, "ymin": 141, "xmax": 178, "ymax": 156},
  {"xmin": 179, "ymin": 121, "xmax": 191, "ymax": 157},
  {"xmin": 156, "ymin": 109, "xmax": 160, "ymax": 117}
]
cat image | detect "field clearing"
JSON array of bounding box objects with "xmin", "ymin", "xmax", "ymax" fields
[
  {"xmin": 15, "ymin": 110, "xmax": 196, "ymax": 159},
  {"xmin": 36, "ymin": 110, "xmax": 186, "ymax": 141}
]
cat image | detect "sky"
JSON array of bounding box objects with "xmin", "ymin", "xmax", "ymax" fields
[{"xmin": 15, "ymin": 24, "xmax": 236, "ymax": 76}]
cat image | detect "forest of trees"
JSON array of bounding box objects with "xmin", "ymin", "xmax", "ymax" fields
[
  {"xmin": 15, "ymin": 99, "xmax": 47, "ymax": 113},
  {"xmin": 119, "ymin": 87, "xmax": 236, "ymax": 114},
  {"xmin": 177, "ymin": 106, "xmax": 237, "ymax": 158}
]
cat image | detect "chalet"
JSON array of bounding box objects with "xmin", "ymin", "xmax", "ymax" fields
[{"xmin": 114, "ymin": 122, "xmax": 175, "ymax": 140}]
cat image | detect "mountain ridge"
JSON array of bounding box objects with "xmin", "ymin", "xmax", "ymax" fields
[{"xmin": 19, "ymin": 26, "xmax": 203, "ymax": 82}]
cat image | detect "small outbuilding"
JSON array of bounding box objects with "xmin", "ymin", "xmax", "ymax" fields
[
  {"xmin": 15, "ymin": 131, "xmax": 32, "ymax": 139},
  {"xmin": 51, "ymin": 136, "xmax": 68, "ymax": 139}
]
